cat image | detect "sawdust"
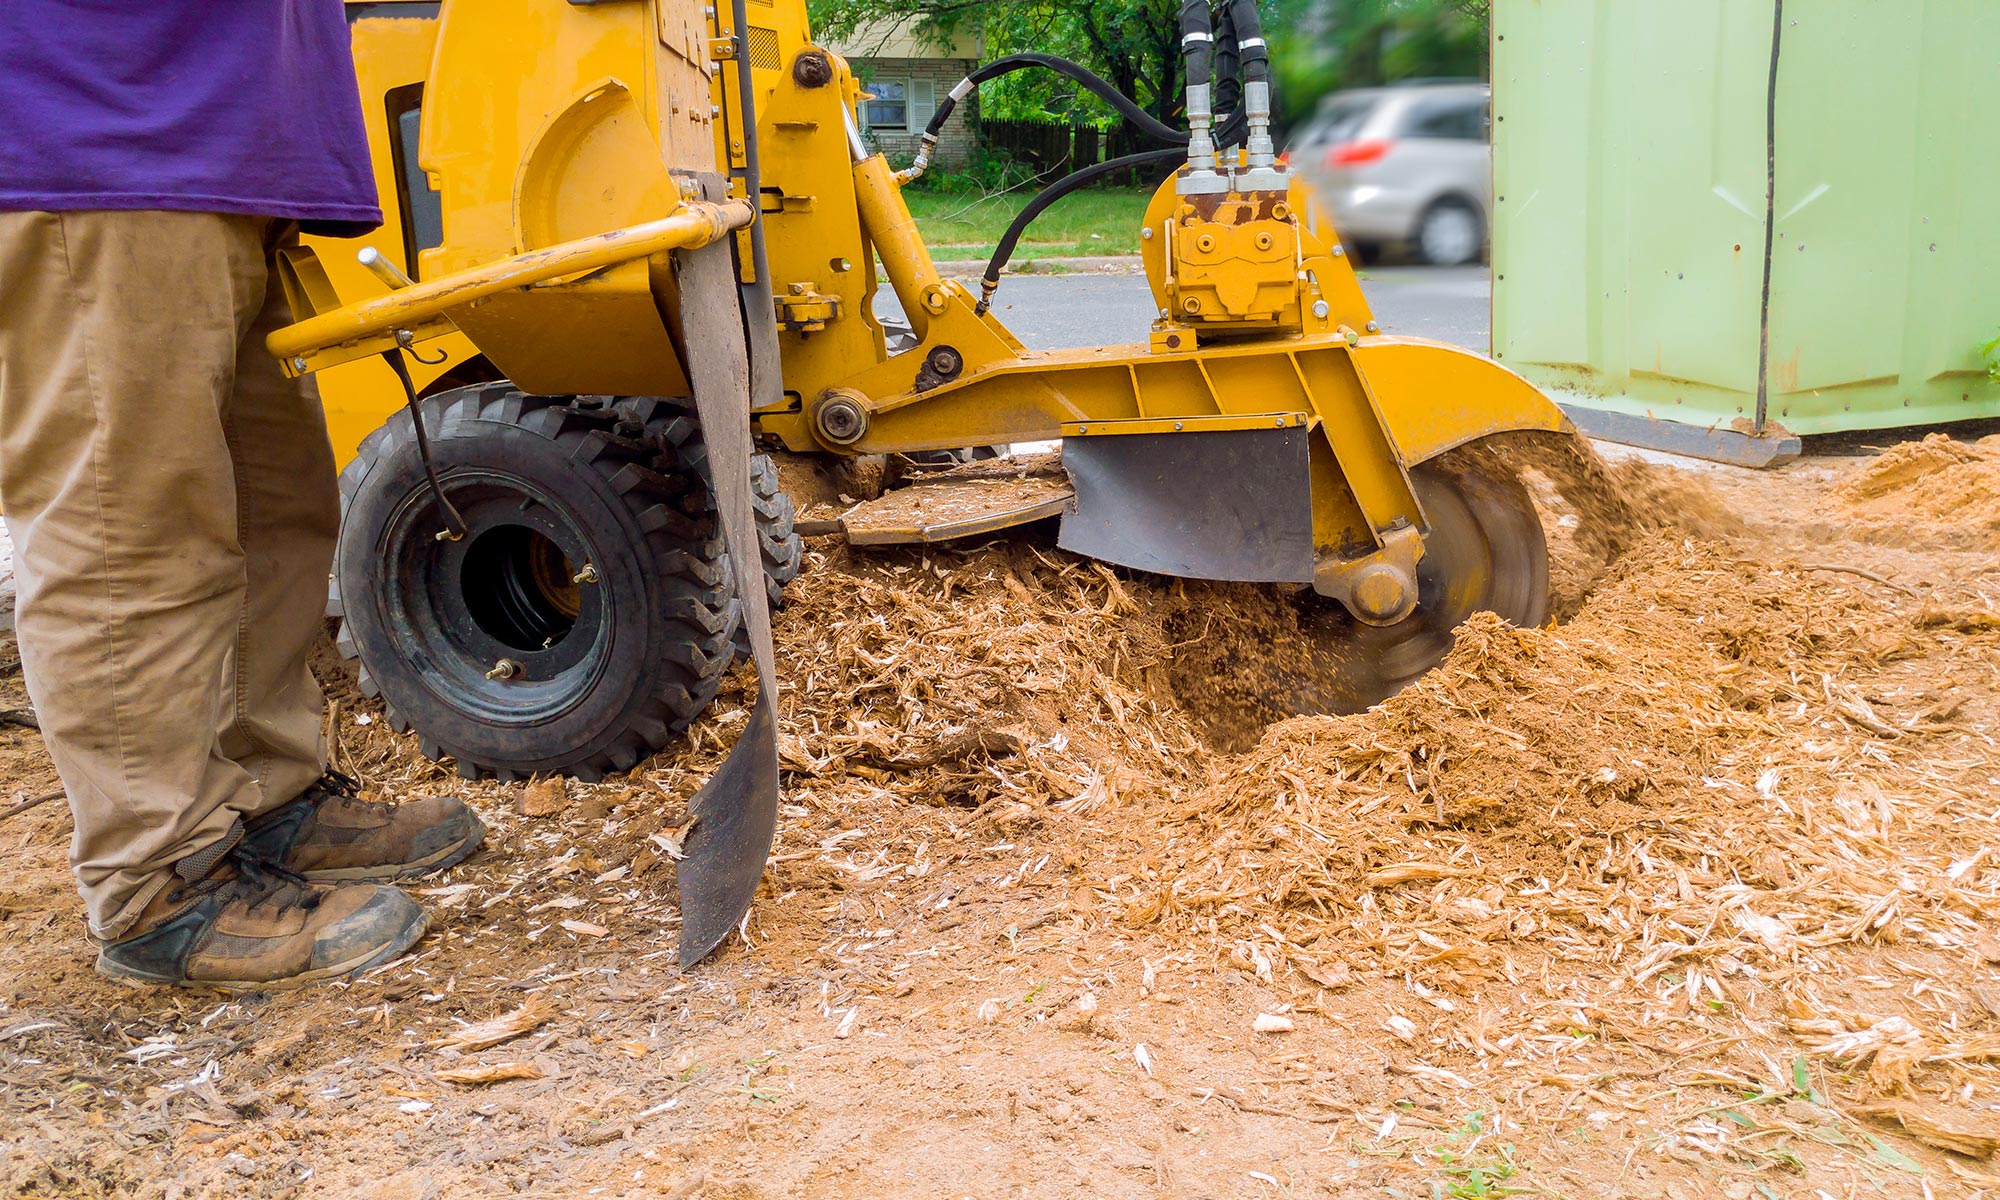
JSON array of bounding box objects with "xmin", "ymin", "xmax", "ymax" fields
[
  {"xmin": 5, "ymin": 436, "xmax": 2000, "ymax": 1200},
  {"xmin": 1833, "ymin": 432, "xmax": 2000, "ymax": 545},
  {"xmin": 1124, "ymin": 535, "xmax": 1930, "ymax": 940}
]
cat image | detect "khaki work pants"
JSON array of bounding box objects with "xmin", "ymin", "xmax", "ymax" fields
[{"xmin": 0, "ymin": 211, "xmax": 337, "ymax": 939}]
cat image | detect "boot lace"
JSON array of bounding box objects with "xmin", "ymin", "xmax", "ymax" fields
[
  {"xmin": 309, "ymin": 769, "xmax": 396, "ymax": 818},
  {"xmin": 166, "ymin": 846, "xmax": 322, "ymax": 915}
]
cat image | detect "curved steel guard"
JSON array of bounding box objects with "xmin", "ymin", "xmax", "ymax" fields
[{"xmin": 672, "ymin": 235, "xmax": 781, "ymax": 968}]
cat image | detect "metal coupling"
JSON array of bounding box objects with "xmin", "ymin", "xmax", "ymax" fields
[
  {"xmin": 813, "ymin": 391, "xmax": 869, "ymax": 445},
  {"xmin": 894, "ymin": 133, "xmax": 938, "ymax": 185}
]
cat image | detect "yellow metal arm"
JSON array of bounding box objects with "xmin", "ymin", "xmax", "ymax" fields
[{"xmin": 267, "ymin": 198, "xmax": 756, "ymax": 375}]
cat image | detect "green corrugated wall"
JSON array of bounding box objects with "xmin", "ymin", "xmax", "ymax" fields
[{"xmin": 1492, "ymin": 0, "xmax": 2000, "ymax": 446}]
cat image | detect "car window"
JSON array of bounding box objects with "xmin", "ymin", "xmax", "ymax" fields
[
  {"xmin": 1400, "ymin": 97, "xmax": 1487, "ymax": 141},
  {"xmin": 1314, "ymin": 96, "xmax": 1378, "ymax": 143}
]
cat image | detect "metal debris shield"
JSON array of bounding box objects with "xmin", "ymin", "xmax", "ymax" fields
[
  {"xmin": 1057, "ymin": 421, "xmax": 1316, "ymax": 584},
  {"xmin": 670, "ymin": 228, "xmax": 780, "ymax": 969}
]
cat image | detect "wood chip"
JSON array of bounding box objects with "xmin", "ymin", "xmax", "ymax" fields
[
  {"xmin": 518, "ymin": 776, "xmax": 570, "ymax": 817},
  {"xmin": 1364, "ymin": 863, "xmax": 1464, "ymax": 888},
  {"xmin": 561, "ymin": 919, "xmax": 609, "ymax": 938},
  {"xmin": 436, "ymin": 999, "xmax": 554, "ymax": 1052},
  {"xmin": 435, "ymin": 1061, "xmax": 545, "ymax": 1086},
  {"xmin": 1253, "ymin": 1013, "xmax": 1294, "ymax": 1033},
  {"xmin": 1856, "ymin": 1100, "xmax": 2000, "ymax": 1158}
]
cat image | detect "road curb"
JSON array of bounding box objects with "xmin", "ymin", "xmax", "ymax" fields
[{"xmin": 927, "ymin": 254, "xmax": 1144, "ymax": 277}]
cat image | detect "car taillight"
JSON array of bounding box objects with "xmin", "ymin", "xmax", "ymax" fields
[{"xmin": 1325, "ymin": 139, "xmax": 1393, "ymax": 167}]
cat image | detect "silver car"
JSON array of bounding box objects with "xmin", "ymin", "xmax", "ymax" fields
[{"xmin": 1289, "ymin": 82, "xmax": 1491, "ymax": 266}]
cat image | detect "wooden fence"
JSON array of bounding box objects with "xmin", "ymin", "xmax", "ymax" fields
[{"xmin": 979, "ymin": 116, "xmax": 1160, "ymax": 179}]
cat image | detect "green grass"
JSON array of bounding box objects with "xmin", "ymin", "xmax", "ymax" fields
[{"xmin": 903, "ymin": 185, "xmax": 1151, "ymax": 261}]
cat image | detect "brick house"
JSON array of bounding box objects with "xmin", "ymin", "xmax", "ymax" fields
[{"xmin": 825, "ymin": 19, "xmax": 983, "ymax": 168}]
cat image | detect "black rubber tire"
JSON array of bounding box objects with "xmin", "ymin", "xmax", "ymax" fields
[
  {"xmin": 330, "ymin": 384, "xmax": 740, "ymax": 782},
  {"xmin": 747, "ymin": 451, "xmax": 805, "ymax": 606},
  {"xmin": 606, "ymin": 398, "xmax": 802, "ymax": 661}
]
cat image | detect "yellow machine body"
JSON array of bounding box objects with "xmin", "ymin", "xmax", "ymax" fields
[{"xmin": 288, "ymin": 0, "xmax": 1567, "ymax": 612}]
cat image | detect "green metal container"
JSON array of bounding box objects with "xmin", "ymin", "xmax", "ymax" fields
[{"xmin": 1492, "ymin": 0, "xmax": 2000, "ymax": 465}]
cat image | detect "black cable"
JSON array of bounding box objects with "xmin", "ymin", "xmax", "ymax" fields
[
  {"xmin": 975, "ymin": 104, "xmax": 1247, "ymax": 302},
  {"xmin": 379, "ymin": 347, "xmax": 469, "ymax": 542},
  {"xmin": 971, "ymin": 0, "xmax": 1279, "ymax": 304},
  {"xmin": 921, "ymin": 54, "xmax": 1187, "ymax": 148},
  {"xmin": 975, "ymin": 145, "xmax": 1185, "ymax": 311},
  {"xmin": 974, "ymin": 104, "xmax": 1250, "ymax": 305}
]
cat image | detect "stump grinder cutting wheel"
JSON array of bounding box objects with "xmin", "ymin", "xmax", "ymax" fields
[{"xmin": 268, "ymin": 0, "xmax": 1583, "ymax": 964}]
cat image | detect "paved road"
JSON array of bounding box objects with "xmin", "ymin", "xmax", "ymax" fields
[{"xmin": 885, "ymin": 264, "xmax": 1491, "ymax": 353}]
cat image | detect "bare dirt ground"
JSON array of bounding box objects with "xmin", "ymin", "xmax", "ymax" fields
[{"xmin": 4, "ymin": 433, "xmax": 2000, "ymax": 1200}]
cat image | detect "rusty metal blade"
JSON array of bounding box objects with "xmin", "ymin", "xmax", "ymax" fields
[{"xmin": 672, "ymin": 197, "xmax": 780, "ymax": 969}]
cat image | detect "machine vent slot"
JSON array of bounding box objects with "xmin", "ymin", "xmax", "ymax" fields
[{"xmin": 747, "ymin": 26, "xmax": 782, "ymax": 68}]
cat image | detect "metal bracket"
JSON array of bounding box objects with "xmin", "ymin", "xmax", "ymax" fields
[{"xmin": 1313, "ymin": 524, "xmax": 1424, "ymax": 626}]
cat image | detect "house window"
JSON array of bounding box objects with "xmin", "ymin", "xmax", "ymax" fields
[{"xmin": 864, "ymin": 80, "xmax": 909, "ymax": 131}]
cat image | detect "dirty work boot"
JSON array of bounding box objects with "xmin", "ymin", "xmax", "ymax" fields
[
  {"xmin": 97, "ymin": 849, "xmax": 427, "ymax": 991},
  {"xmin": 241, "ymin": 770, "xmax": 485, "ymax": 883}
]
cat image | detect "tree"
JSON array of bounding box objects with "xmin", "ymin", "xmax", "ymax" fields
[
  {"xmin": 810, "ymin": 0, "xmax": 1193, "ymax": 125},
  {"xmin": 806, "ymin": 0, "xmax": 1486, "ymax": 134},
  {"xmin": 1266, "ymin": 0, "xmax": 1486, "ymax": 124}
]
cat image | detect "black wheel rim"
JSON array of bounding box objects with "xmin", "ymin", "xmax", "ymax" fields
[{"xmin": 381, "ymin": 469, "xmax": 615, "ymax": 725}]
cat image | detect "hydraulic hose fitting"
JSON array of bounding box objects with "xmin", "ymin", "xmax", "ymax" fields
[
  {"xmin": 1244, "ymin": 75, "xmax": 1274, "ymax": 166},
  {"xmin": 1227, "ymin": 0, "xmax": 1285, "ymax": 192},
  {"xmin": 1177, "ymin": 0, "xmax": 1227, "ymax": 197},
  {"xmin": 894, "ymin": 132, "xmax": 939, "ymax": 185}
]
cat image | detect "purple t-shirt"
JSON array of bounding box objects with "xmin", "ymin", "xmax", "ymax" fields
[{"xmin": 0, "ymin": 0, "xmax": 382, "ymax": 233}]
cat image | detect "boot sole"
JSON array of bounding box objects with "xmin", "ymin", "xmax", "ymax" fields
[
  {"xmin": 298, "ymin": 813, "xmax": 488, "ymax": 883},
  {"xmin": 97, "ymin": 908, "xmax": 431, "ymax": 993}
]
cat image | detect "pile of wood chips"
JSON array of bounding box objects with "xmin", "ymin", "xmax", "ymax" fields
[{"xmin": 312, "ymin": 438, "xmax": 2000, "ymax": 1171}]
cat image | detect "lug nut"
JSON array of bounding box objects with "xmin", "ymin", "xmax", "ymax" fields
[
  {"xmin": 486, "ymin": 658, "xmax": 521, "ymax": 680},
  {"xmin": 571, "ymin": 563, "xmax": 599, "ymax": 585}
]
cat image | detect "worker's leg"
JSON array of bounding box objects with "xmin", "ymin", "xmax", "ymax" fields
[
  {"xmin": 224, "ymin": 228, "xmax": 487, "ymax": 881},
  {"xmin": 0, "ymin": 210, "xmax": 275, "ymax": 939},
  {"xmin": 214, "ymin": 227, "xmax": 338, "ymax": 808}
]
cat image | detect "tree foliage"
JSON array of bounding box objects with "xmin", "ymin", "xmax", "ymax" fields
[
  {"xmin": 809, "ymin": 0, "xmax": 1190, "ymax": 124},
  {"xmin": 806, "ymin": 0, "xmax": 1488, "ymax": 131}
]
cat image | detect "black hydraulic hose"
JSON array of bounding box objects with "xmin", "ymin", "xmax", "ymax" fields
[
  {"xmin": 1179, "ymin": 0, "xmax": 1213, "ymax": 92},
  {"xmin": 975, "ymin": 145, "xmax": 1184, "ymax": 311},
  {"xmin": 1228, "ymin": 0, "xmax": 1269, "ymax": 88},
  {"xmin": 975, "ymin": 107, "xmax": 1249, "ymax": 307},
  {"xmin": 921, "ymin": 54, "xmax": 1186, "ymax": 147},
  {"xmin": 972, "ymin": 0, "xmax": 1277, "ymax": 306},
  {"xmin": 1212, "ymin": 1, "xmax": 1242, "ymax": 134}
]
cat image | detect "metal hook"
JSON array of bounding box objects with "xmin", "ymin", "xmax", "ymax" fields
[{"xmin": 393, "ymin": 328, "xmax": 449, "ymax": 365}]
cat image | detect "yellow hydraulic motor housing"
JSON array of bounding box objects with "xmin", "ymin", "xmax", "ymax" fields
[{"xmin": 271, "ymin": 0, "xmax": 1572, "ymax": 964}]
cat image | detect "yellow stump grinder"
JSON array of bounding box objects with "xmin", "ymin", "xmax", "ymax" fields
[{"xmin": 270, "ymin": 0, "xmax": 1572, "ymax": 963}]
